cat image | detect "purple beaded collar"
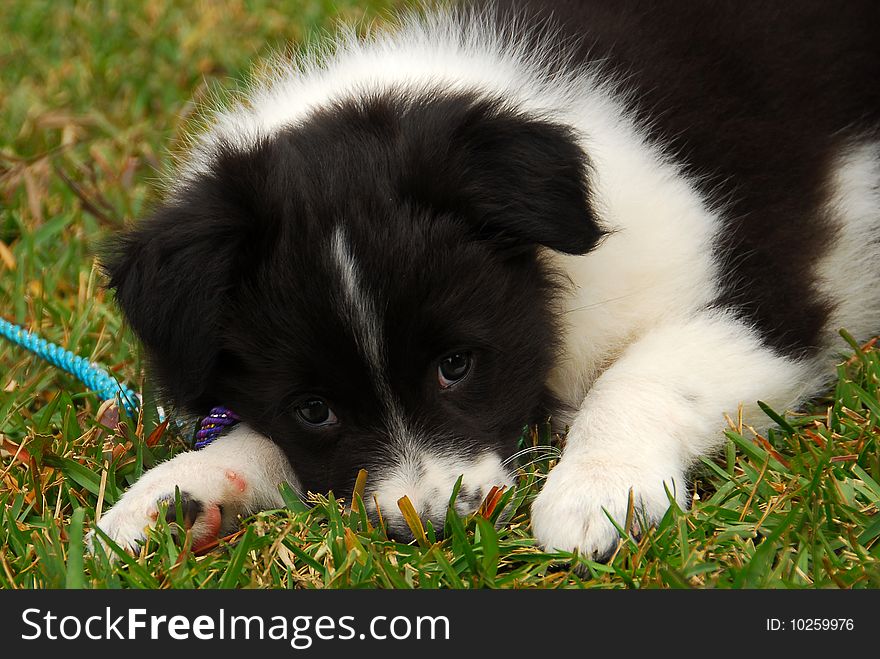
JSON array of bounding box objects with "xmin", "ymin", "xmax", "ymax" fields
[{"xmin": 195, "ymin": 406, "xmax": 240, "ymax": 449}]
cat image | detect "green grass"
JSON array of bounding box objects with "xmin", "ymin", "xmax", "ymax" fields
[{"xmin": 1, "ymin": 0, "xmax": 879, "ymax": 589}]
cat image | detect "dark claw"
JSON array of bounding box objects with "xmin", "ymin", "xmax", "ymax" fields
[
  {"xmin": 593, "ymin": 545, "xmax": 618, "ymax": 564},
  {"xmin": 161, "ymin": 493, "xmax": 204, "ymax": 530}
]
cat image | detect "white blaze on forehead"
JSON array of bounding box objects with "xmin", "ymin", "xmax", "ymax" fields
[
  {"xmin": 330, "ymin": 225, "xmax": 385, "ymax": 375},
  {"xmin": 329, "ymin": 225, "xmax": 410, "ymax": 433}
]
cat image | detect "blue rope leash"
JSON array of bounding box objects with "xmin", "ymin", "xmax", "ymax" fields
[
  {"xmin": 0, "ymin": 317, "xmax": 139, "ymax": 414},
  {"xmin": 1, "ymin": 317, "xmax": 238, "ymax": 447}
]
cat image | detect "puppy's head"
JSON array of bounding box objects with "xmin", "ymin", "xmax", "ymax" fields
[{"xmin": 105, "ymin": 92, "xmax": 602, "ymax": 537}]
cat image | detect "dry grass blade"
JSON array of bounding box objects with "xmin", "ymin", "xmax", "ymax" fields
[
  {"xmin": 477, "ymin": 485, "xmax": 505, "ymax": 519},
  {"xmin": 397, "ymin": 495, "xmax": 428, "ymax": 547},
  {"xmin": 145, "ymin": 419, "xmax": 169, "ymax": 448},
  {"xmin": 350, "ymin": 468, "xmax": 368, "ymax": 515},
  {"xmin": 53, "ymin": 162, "xmax": 118, "ymax": 226}
]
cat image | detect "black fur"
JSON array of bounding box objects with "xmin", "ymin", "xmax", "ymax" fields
[
  {"xmin": 492, "ymin": 0, "xmax": 880, "ymax": 355},
  {"xmin": 104, "ymin": 92, "xmax": 595, "ymax": 496}
]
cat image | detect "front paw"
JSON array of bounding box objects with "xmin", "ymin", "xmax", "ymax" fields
[
  {"xmin": 88, "ymin": 464, "xmax": 252, "ymax": 554},
  {"xmin": 531, "ymin": 456, "xmax": 688, "ymax": 560}
]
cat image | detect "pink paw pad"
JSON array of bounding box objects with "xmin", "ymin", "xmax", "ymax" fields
[
  {"xmin": 225, "ymin": 470, "xmax": 248, "ymax": 493},
  {"xmin": 192, "ymin": 503, "xmax": 223, "ymax": 551}
]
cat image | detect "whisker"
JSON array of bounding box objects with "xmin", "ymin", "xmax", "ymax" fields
[
  {"xmin": 282, "ymin": 481, "xmax": 308, "ymax": 502},
  {"xmin": 515, "ymin": 455, "xmax": 561, "ymax": 472},
  {"xmin": 502, "ymin": 445, "xmax": 561, "ymax": 468},
  {"xmin": 502, "ymin": 445, "xmax": 556, "ymax": 466},
  {"xmin": 563, "ymin": 290, "xmax": 643, "ymax": 314}
]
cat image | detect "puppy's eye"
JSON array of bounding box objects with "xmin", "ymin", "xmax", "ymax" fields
[
  {"xmin": 295, "ymin": 399, "xmax": 338, "ymax": 427},
  {"xmin": 438, "ymin": 351, "xmax": 472, "ymax": 388}
]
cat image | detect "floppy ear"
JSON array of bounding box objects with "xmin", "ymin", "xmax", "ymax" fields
[
  {"xmin": 102, "ymin": 196, "xmax": 243, "ymax": 412},
  {"xmin": 399, "ymin": 96, "xmax": 604, "ymax": 254}
]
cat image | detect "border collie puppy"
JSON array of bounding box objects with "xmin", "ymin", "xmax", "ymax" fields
[{"xmin": 95, "ymin": 0, "xmax": 880, "ymax": 559}]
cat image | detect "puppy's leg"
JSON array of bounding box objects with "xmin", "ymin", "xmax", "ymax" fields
[
  {"xmin": 92, "ymin": 424, "xmax": 298, "ymax": 552},
  {"xmin": 532, "ymin": 309, "xmax": 828, "ymax": 559}
]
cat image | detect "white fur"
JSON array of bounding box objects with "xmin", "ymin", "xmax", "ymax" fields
[
  {"xmin": 532, "ymin": 311, "xmax": 815, "ymax": 556},
  {"xmin": 370, "ymin": 448, "xmax": 513, "ymax": 524},
  {"xmin": 542, "ymin": 130, "xmax": 724, "ymax": 406},
  {"xmin": 93, "ymin": 425, "xmax": 297, "ymax": 551},
  {"xmin": 816, "ymin": 141, "xmax": 880, "ymax": 349}
]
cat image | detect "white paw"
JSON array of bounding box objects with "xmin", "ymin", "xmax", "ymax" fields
[
  {"xmin": 531, "ymin": 454, "xmax": 688, "ymax": 560},
  {"xmin": 89, "ymin": 454, "xmax": 254, "ymax": 554}
]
